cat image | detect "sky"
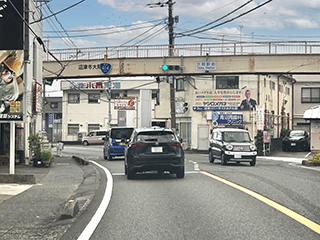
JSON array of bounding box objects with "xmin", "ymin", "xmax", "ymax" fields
[{"xmin": 41, "ymin": 0, "xmax": 320, "ymax": 50}]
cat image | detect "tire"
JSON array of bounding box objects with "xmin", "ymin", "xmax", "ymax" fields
[
  {"xmin": 176, "ymin": 166, "xmax": 185, "ymax": 178},
  {"xmin": 209, "ymin": 150, "xmax": 214, "ymax": 163},
  {"xmin": 83, "ymin": 141, "xmax": 88, "ymax": 146},
  {"xmin": 221, "ymin": 153, "xmax": 228, "ymax": 165},
  {"xmin": 127, "ymin": 169, "xmax": 135, "ymax": 179},
  {"xmin": 250, "ymin": 157, "xmax": 256, "ymax": 166},
  {"xmin": 124, "ymin": 164, "xmax": 128, "ymax": 175}
]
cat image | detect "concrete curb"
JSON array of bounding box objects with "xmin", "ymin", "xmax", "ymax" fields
[
  {"xmin": 0, "ymin": 173, "xmax": 36, "ymax": 184},
  {"xmin": 302, "ymin": 160, "xmax": 320, "ymax": 166},
  {"xmin": 72, "ymin": 155, "xmax": 90, "ymax": 165}
]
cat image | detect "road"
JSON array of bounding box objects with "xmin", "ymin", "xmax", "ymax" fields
[{"xmin": 61, "ymin": 145, "xmax": 320, "ymax": 240}]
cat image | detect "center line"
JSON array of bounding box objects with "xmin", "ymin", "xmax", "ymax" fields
[{"xmin": 201, "ymin": 171, "xmax": 320, "ymax": 235}]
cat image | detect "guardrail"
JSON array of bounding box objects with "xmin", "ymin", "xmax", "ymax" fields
[{"xmin": 44, "ymin": 41, "xmax": 320, "ymax": 62}]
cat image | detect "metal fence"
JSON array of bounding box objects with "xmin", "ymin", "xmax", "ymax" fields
[{"xmin": 44, "ymin": 41, "xmax": 320, "ymax": 62}]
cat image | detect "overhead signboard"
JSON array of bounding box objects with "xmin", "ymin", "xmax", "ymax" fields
[{"xmin": 195, "ymin": 61, "xmax": 216, "ymax": 71}]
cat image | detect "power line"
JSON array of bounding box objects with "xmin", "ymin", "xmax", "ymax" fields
[{"xmin": 176, "ymin": 0, "xmax": 274, "ymax": 38}]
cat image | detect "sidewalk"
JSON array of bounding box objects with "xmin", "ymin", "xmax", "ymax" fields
[{"xmin": 0, "ymin": 155, "xmax": 99, "ymax": 240}]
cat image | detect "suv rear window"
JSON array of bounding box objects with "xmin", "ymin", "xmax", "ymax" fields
[
  {"xmin": 137, "ymin": 131, "xmax": 176, "ymax": 142},
  {"xmin": 110, "ymin": 128, "xmax": 134, "ymax": 139}
]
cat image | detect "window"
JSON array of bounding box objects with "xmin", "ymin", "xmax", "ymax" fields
[
  {"xmin": 216, "ymin": 76, "xmax": 239, "ymax": 89},
  {"xmin": 88, "ymin": 93, "xmax": 100, "ymax": 103},
  {"xmin": 176, "ymin": 78, "xmax": 185, "ymax": 91},
  {"xmin": 111, "ymin": 92, "xmax": 120, "ymax": 99},
  {"xmin": 302, "ymin": 88, "xmax": 320, "ymax": 103},
  {"xmin": 270, "ymin": 81, "xmax": 275, "ymax": 90},
  {"xmin": 88, "ymin": 124, "xmax": 100, "ymax": 132},
  {"xmin": 68, "ymin": 93, "xmax": 80, "ymax": 103},
  {"xmin": 50, "ymin": 102, "xmax": 58, "ymax": 108},
  {"xmin": 286, "ymin": 87, "xmax": 290, "ymax": 96},
  {"xmin": 68, "ymin": 124, "xmax": 79, "ymax": 135}
]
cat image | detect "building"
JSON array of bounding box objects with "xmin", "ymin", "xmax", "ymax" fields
[
  {"xmin": 0, "ymin": 1, "xmax": 44, "ymax": 163},
  {"xmin": 155, "ymin": 74, "xmax": 295, "ymax": 150}
]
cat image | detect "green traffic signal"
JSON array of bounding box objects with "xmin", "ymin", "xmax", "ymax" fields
[{"xmin": 162, "ymin": 65, "xmax": 169, "ymax": 71}]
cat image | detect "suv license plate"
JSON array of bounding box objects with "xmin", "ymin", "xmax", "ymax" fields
[
  {"xmin": 291, "ymin": 143, "xmax": 296, "ymax": 146},
  {"xmin": 235, "ymin": 154, "xmax": 242, "ymax": 159},
  {"xmin": 152, "ymin": 147, "xmax": 163, "ymax": 153}
]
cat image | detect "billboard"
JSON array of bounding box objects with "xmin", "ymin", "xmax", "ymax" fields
[
  {"xmin": 0, "ymin": 0, "xmax": 24, "ymax": 50},
  {"xmin": 0, "ymin": 50, "xmax": 24, "ymax": 121},
  {"xmin": 193, "ymin": 89, "xmax": 257, "ymax": 111}
]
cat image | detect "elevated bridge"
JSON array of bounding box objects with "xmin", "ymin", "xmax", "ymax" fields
[{"xmin": 43, "ymin": 41, "xmax": 320, "ymax": 80}]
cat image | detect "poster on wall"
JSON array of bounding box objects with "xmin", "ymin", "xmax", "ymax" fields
[{"xmin": 0, "ymin": 50, "xmax": 24, "ymax": 121}]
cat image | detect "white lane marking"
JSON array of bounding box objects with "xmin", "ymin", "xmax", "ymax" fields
[
  {"xmin": 189, "ymin": 160, "xmax": 200, "ymax": 171},
  {"xmin": 77, "ymin": 161, "xmax": 113, "ymax": 240},
  {"xmin": 0, "ymin": 184, "xmax": 33, "ymax": 195}
]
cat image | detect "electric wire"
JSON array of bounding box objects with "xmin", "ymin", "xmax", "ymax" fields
[{"xmin": 176, "ymin": 0, "xmax": 274, "ymax": 38}]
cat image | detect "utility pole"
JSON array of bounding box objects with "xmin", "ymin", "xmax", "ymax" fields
[
  {"xmin": 148, "ymin": 0, "xmax": 176, "ymax": 131},
  {"xmin": 168, "ymin": 0, "xmax": 176, "ymax": 132}
]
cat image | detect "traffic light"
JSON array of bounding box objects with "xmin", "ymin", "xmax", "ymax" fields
[
  {"xmin": 162, "ymin": 65, "xmax": 181, "ymax": 71},
  {"xmin": 183, "ymin": 102, "xmax": 188, "ymax": 113}
]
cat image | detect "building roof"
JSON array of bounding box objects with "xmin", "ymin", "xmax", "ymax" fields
[{"xmin": 303, "ymin": 106, "xmax": 320, "ymax": 119}]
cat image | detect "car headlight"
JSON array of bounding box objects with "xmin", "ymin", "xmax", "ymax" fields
[
  {"xmin": 250, "ymin": 145, "xmax": 257, "ymax": 151},
  {"xmin": 225, "ymin": 144, "xmax": 233, "ymax": 151}
]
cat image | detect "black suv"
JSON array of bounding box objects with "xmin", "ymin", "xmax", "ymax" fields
[
  {"xmin": 124, "ymin": 127, "xmax": 185, "ymax": 179},
  {"xmin": 209, "ymin": 128, "xmax": 257, "ymax": 166}
]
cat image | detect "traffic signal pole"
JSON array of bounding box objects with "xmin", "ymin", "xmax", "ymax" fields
[
  {"xmin": 168, "ymin": 0, "xmax": 176, "ymax": 132},
  {"xmin": 148, "ymin": 0, "xmax": 176, "ymax": 132}
]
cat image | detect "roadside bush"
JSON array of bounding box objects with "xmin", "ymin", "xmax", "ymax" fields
[{"xmin": 310, "ymin": 153, "xmax": 320, "ymax": 162}]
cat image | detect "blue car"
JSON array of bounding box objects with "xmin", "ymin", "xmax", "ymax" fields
[{"xmin": 103, "ymin": 127, "xmax": 134, "ymax": 160}]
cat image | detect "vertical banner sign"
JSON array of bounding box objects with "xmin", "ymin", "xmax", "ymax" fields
[
  {"xmin": 34, "ymin": 82, "xmax": 43, "ymax": 113},
  {"xmin": 0, "ymin": 51, "xmax": 24, "ymax": 121},
  {"xmin": 0, "ymin": 0, "xmax": 24, "ymax": 50},
  {"xmin": 256, "ymin": 105, "xmax": 265, "ymax": 130}
]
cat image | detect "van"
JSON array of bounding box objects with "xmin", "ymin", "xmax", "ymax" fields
[
  {"xmin": 103, "ymin": 127, "xmax": 134, "ymax": 160},
  {"xmin": 82, "ymin": 130, "xmax": 108, "ymax": 146}
]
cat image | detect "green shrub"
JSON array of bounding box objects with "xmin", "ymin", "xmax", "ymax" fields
[
  {"xmin": 310, "ymin": 153, "xmax": 320, "ymax": 162},
  {"xmin": 41, "ymin": 150, "xmax": 54, "ymax": 163}
]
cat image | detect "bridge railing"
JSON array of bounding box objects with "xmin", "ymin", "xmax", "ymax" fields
[{"xmin": 44, "ymin": 41, "xmax": 320, "ymax": 62}]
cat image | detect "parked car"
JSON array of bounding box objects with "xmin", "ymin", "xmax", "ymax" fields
[
  {"xmin": 103, "ymin": 127, "xmax": 134, "ymax": 160},
  {"xmin": 209, "ymin": 128, "xmax": 257, "ymax": 166},
  {"xmin": 282, "ymin": 130, "xmax": 310, "ymax": 151},
  {"xmin": 124, "ymin": 127, "xmax": 185, "ymax": 179},
  {"xmin": 82, "ymin": 130, "xmax": 108, "ymax": 146}
]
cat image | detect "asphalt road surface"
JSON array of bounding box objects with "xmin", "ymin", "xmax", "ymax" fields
[{"xmin": 61, "ymin": 145, "xmax": 320, "ymax": 240}]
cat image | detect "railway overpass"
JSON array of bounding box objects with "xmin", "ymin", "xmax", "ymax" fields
[{"xmin": 43, "ymin": 41, "xmax": 320, "ymax": 80}]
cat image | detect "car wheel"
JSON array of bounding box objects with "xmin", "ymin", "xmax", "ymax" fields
[
  {"xmin": 127, "ymin": 169, "xmax": 135, "ymax": 179},
  {"xmin": 221, "ymin": 153, "xmax": 227, "ymax": 165},
  {"xmin": 83, "ymin": 141, "xmax": 88, "ymax": 146},
  {"xmin": 124, "ymin": 164, "xmax": 128, "ymax": 175},
  {"xmin": 250, "ymin": 157, "xmax": 256, "ymax": 166},
  {"xmin": 209, "ymin": 150, "xmax": 214, "ymax": 163},
  {"xmin": 176, "ymin": 166, "xmax": 185, "ymax": 178}
]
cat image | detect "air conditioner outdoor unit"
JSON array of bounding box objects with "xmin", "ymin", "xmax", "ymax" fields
[{"xmin": 77, "ymin": 132, "xmax": 86, "ymax": 142}]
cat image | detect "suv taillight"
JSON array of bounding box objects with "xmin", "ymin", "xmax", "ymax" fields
[
  {"xmin": 168, "ymin": 142, "xmax": 181, "ymax": 147},
  {"xmin": 131, "ymin": 143, "xmax": 146, "ymax": 148}
]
